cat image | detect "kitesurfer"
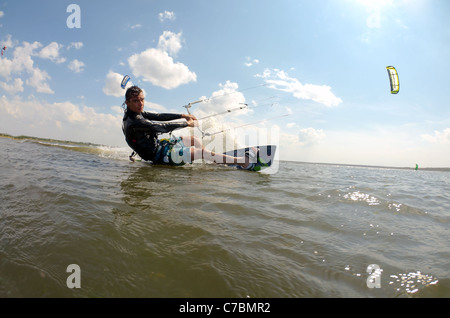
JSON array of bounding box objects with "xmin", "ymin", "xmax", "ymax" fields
[{"xmin": 122, "ymin": 85, "xmax": 256, "ymax": 169}]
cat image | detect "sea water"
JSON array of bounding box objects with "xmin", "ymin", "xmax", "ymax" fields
[{"xmin": 0, "ymin": 136, "xmax": 448, "ymax": 298}]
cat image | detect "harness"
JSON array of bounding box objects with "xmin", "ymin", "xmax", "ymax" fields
[
  {"xmin": 153, "ymin": 138, "xmax": 177, "ymax": 163},
  {"xmin": 128, "ymin": 135, "xmax": 178, "ymax": 163}
]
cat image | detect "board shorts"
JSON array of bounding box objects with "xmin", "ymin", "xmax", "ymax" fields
[{"xmin": 153, "ymin": 136, "xmax": 192, "ymax": 166}]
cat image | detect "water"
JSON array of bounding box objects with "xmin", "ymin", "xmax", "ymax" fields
[{"xmin": 0, "ymin": 136, "xmax": 449, "ymax": 298}]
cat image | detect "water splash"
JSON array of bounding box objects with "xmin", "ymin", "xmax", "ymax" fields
[
  {"xmin": 389, "ymin": 271, "xmax": 439, "ymax": 295},
  {"xmin": 343, "ymin": 191, "xmax": 380, "ymax": 205}
]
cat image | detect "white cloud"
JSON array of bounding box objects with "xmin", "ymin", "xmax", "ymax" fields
[
  {"xmin": 180, "ymin": 81, "xmax": 252, "ymax": 143},
  {"xmin": 68, "ymin": 59, "xmax": 85, "ymax": 73},
  {"xmin": 278, "ymin": 124, "xmax": 450, "ymax": 168},
  {"xmin": 286, "ymin": 122, "xmax": 296, "ymax": 129},
  {"xmin": 0, "ymin": 11, "xmax": 4, "ymax": 18},
  {"xmin": 0, "ymin": 38, "xmax": 68, "ymax": 94},
  {"xmin": 2, "ymin": 34, "xmax": 15, "ymax": 48},
  {"xmin": 194, "ymin": 81, "xmax": 248, "ymax": 117},
  {"xmin": 0, "ymin": 55, "xmax": 14, "ymax": 78},
  {"xmin": 244, "ymin": 57, "xmax": 259, "ymax": 67},
  {"xmin": 128, "ymin": 48, "xmax": 196, "ymax": 90},
  {"xmin": 298, "ymin": 127, "xmax": 325, "ymax": 146},
  {"xmin": 0, "ymin": 78, "xmax": 24, "ymax": 94},
  {"xmin": 0, "ymin": 95, "xmax": 125, "ymax": 146},
  {"xmin": 38, "ymin": 42, "xmax": 66, "ymax": 63},
  {"xmin": 26, "ymin": 68, "xmax": 54, "ymax": 94},
  {"xmin": 11, "ymin": 41, "xmax": 41, "ymax": 73},
  {"xmin": 276, "ymin": 123, "xmax": 450, "ymax": 167},
  {"xmin": 421, "ymin": 128, "xmax": 450, "ymax": 144},
  {"xmin": 103, "ymin": 71, "xmax": 131, "ymax": 97},
  {"xmin": 159, "ymin": 11, "xmax": 175, "ymax": 22},
  {"xmin": 127, "ymin": 31, "xmax": 196, "ymax": 90},
  {"xmin": 158, "ymin": 31, "xmax": 183, "ymax": 56},
  {"xmin": 256, "ymin": 68, "xmax": 342, "ymax": 107},
  {"xmin": 144, "ymin": 101, "xmax": 167, "ymax": 112},
  {"xmin": 67, "ymin": 42, "xmax": 83, "ymax": 50},
  {"xmin": 129, "ymin": 24, "xmax": 142, "ymax": 30}
]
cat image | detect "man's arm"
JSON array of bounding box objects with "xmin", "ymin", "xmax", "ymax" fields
[
  {"xmin": 142, "ymin": 111, "xmax": 184, "ymax": 121},
  {"xmin": 131, "ymin": 117, "xmax": 189, "ymax": 134},
  {"xmin": 142, "ymin": 111, "xmax": 197, "ymax": 122}
]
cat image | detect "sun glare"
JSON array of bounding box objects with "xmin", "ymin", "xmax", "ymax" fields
[{"xmin": 356, "ymin": 0, "xmax": 393, "ymax": 9}]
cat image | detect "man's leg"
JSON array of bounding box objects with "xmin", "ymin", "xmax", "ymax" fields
[
  {"xmin": 180, "ymin": 135, "xmax": 203, "ymax": 149},
  {"xmin": 190, "ymin": 147, "xmax": 257, "ymax": 169},
  {"xmin": 181, "ymin": 135, "xmax": 256, "ymax": 169}
]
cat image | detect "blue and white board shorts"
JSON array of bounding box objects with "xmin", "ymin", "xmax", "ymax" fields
[{"xmin": 153, "ymin": 137, "xmax": 192, "ymax": 166}]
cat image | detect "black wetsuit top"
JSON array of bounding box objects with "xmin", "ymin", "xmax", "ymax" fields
[{"xmin": 122, "ymin": 109, "xmax": 188, "ymax": 161}]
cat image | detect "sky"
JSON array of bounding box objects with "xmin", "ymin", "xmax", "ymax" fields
[{"xmin": 1, "ymin": 0, "xmax": 449, "ymax": 168}]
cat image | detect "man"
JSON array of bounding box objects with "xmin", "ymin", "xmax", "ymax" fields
[{"xmin": 122, "ymin": 86, "xmax": 256, "ymax": 169}]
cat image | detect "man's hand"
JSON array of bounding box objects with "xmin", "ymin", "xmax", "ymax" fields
[
  {"xmin": 182, "ymin": 114, "xmax": 198, "ymax": 127},
  {"xmin": 186, "ymin": 117, "xmax": 198, "ymax": 127},
  {"xmin": 181, "ymin": 114, "xmax": 197, "ymax": 120}
]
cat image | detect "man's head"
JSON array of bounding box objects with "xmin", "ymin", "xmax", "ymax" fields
[{"xmin": 125, "ymin": 86, "xmax": 145, "ymax": 113}]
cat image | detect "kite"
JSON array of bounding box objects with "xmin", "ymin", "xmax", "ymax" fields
[
  {"xmin": 1, "ymin": 46, "xmax": 6, "ymax": 56},
  {"xmin": 121, "ymin": 75, "xmax": 130, "ymax": 89},
  {"xmin": 386, "ymin": 66, "xmax": 399, "ymax": 94}
]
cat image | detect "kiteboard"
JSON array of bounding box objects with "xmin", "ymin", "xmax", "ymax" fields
[
  {"xmin": 223, "ymin": 145, "xmax": 277, "ymax": 172},
  {"xmin": 129, "ymin": 144, "xmax": 277, "ymax": 172}
]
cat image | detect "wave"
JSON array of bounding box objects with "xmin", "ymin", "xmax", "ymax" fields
[
  {"xmin": 1, "ymin": 133, "xmax": 131, "ymax": 161},
  {"xmin": 2, "ymin": 133, "xmax": 449, "ymax": 171}
]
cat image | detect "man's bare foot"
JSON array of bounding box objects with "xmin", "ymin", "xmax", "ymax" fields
[{"xmin": 240, "ymin": 147, "xmax": 258, "ymax": 170}]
